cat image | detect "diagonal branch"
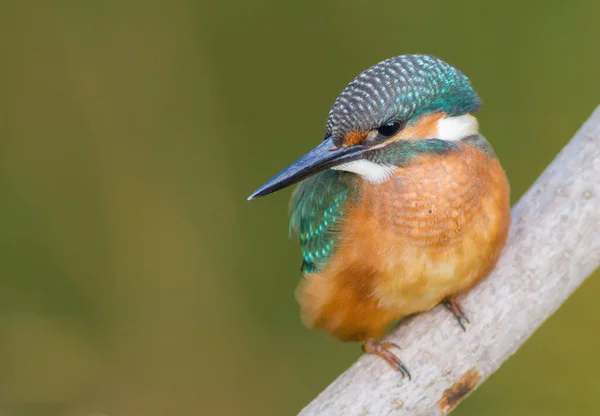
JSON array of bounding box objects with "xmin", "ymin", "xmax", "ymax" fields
[{"xmin": 299, "ymin": 106, "xmax": 600, "ymax": 416}]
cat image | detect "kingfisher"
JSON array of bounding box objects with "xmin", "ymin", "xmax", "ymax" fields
[{"xmin": 248, "ymin": 54, "xmax": 510, "ymax": 378}]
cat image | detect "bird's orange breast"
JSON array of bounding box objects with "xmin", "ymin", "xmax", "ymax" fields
[{"xmin": 296, "ymin": 143, "xmax": 510, "ymax": 341}]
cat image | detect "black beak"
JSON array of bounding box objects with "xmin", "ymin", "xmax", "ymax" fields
[{"xmin": 248, "ymin": 136, "xmax": 366, "ymax": 200}]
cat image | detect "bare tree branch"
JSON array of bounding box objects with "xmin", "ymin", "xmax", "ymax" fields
[{"xmin": 299, "ymin": 106, "xmax": 600, "ymax": 416}]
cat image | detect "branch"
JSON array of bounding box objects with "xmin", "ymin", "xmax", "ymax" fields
[{"xmin": 299, "ymin": 106, "xmax": 600, "ymax": 416}]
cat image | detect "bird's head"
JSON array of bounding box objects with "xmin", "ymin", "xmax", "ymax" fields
[{"xmin": 248, "ymin": 54, "xmax": 481, "ymax": 200}]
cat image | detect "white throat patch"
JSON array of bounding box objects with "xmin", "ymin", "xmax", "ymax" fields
[{"xmin": 332, "ymin": 160, "xmax": 393, "ymax": 184}]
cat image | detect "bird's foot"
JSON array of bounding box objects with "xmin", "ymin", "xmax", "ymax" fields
[
  {"xmin": 444, "ymin": 296, "xmax": 470, "ymax": 331},
  {"xmin": 362, "ymin": 339, "xmax": 411, "ymax": 380}
]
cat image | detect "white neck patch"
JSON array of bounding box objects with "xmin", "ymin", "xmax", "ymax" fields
[
  {"xmin": 332, "ymin": 159, "xmax": 394, "ymax": 184},
  {"xmin": 436, "ymin": 114, "xmax": 479, "ymax": 141}
]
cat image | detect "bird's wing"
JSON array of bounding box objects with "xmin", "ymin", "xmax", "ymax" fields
[{"xmin": 289, "ymin": 170, "xmax": 352, "ymax": 275}]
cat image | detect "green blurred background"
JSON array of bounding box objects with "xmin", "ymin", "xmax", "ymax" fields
[{"xmin": 0, "ymin": 1, "xmax": 598, "ymax": 415}]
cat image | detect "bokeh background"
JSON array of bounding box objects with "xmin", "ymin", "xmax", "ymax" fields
[{"xmin": 0, "ymin": 1, "xmax": 599, "ymax": 415}]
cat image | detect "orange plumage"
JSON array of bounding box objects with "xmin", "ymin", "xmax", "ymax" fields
[{"xmin": 296, "ymin": 142, "xmax": 510, "ymax": 341}]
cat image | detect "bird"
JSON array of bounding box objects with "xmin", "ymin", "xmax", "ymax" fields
[{"xmin": 248, "ymin": 54, "xmax": 510, "ymax": 378}]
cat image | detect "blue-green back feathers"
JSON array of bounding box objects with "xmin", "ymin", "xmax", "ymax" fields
[{"xmin": 289, "ymin": 170, "xmax": 354, "ymax": 275}]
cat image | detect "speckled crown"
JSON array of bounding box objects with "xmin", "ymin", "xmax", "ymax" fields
[{"xmin": 325, "ymin": 54, "xmax": 481, "ymax": 144}]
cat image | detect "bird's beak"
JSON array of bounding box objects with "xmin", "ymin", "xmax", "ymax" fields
[{"xmin": 248, "ymin": 136, "xmax": 366, "ymax": 200}]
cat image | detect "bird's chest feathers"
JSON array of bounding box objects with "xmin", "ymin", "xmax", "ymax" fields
[{"xmin": 336, "ymin": 144, "xmax": 510, "ymax": 308}]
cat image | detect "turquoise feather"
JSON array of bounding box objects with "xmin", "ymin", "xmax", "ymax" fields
[{"xmin": 289, "ymin": 170, "xmax": 355, "ymax": 275}]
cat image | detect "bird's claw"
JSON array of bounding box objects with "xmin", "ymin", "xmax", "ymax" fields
[
  {"xmin": 363, "ymin": 339, "xmax": 412, "ymax": 380},
  {"xmin": 444, "ymin": 297, "xmax": 470, "ymax": 331}
]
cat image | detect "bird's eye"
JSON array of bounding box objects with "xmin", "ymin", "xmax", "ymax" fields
[{"xmin": 377, "ymin": 121, "xmax": 403, "ymax": 137}]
